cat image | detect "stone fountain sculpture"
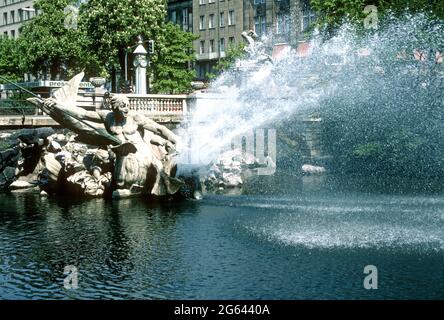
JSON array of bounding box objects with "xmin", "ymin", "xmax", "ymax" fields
[
  {"xmin": 23, "ymin": 72, "xmax": 184, "ymax": 199},
  {"xmin": 241, "ymin": 30, "xmax": 273, "ymax": 64}
]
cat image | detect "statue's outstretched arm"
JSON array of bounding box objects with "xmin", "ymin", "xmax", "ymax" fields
[
  {"xmin": 149, "ymin": 134, "xmax": 175, "ymax": 152},
  {"xmin": 44, "ymin": 98, "xmax": 103, "ymax": 123},
  {"xmin": 134, "ymin": 114, "xmax": 179, "ymax": 145}
]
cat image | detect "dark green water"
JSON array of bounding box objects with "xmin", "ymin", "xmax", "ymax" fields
[{"xmin": 0, "ymin": 176, "xmax": 443, "ymax": 299}]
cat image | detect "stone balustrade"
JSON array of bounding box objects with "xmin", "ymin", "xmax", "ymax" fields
[{"xmin": 126, "ymin": 94, "xmax": 188, "ymax": 116}]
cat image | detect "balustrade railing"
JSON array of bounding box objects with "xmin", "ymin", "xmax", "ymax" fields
[{"xmin": 126, "ymin": 94, "xmax": 187, "ymax": 116}]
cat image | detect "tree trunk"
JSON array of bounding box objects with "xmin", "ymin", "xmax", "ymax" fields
[
  {"xmin": 111, "ymin": 68, "xmax": 117, "ymax": 93},
  {"xmin": 118, "ymin": 48, "xmax": 127, "ymax": 92},
  {"xmin": 50, "ymin": 61, "xmax": 60, "ymax": 80}
]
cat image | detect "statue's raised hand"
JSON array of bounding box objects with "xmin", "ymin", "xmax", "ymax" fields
[{"xmin": 43, "ymin": 98, "xmax": 57, "ymax": 110}]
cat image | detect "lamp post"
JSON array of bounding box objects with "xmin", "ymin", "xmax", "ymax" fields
[{"xmin": 133, "ymin": 36, "xmax": 148, "ymax": 94}]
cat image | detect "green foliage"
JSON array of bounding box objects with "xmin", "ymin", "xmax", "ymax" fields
[
  {"xmin": 207, "ymin": 43, "xmax": 246, "ymax": 80},
  {"xmin": 310, "ymin": 0, "xmax": 444, "ymax": 32},
  {"xmin": 0, "ymin": 37, "xmax": 22, "ymax": 81},
  {"xmin": 80, "ymin": 0, "xmax": 167, "ymax": 75},
  {"xmin": 151, "ymin": 23, "xmax": 197, "ymax": 94},
  {"xmin": 320, "ymin": 16, "xmax": 444, "ymax": 179},
  {"xmin": 19, "ymin": 0, "xmax": 93, "ymax": 79},
  {"xmin": 1, "ymin": 1, "xmax": 197, "ymax": 93}
]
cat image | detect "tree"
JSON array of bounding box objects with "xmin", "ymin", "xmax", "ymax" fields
[
  {"xmin": 80, "ymin": 0, "xmax": 167, "ymax": 91},
  {"xmin": 0, "ymin": 37, "xmax": 23, "ymax": 81},
  {"xmin": 210, "ymin": 43, "xmax": 246, "ymax": 77},
  {"xmin": 151, "ymin": 23, "xmax": 197, "ymax": 94},
  {"xmin": 310, "ymin": 0, "xmax": 444, "ymax": 32},
  {"xmin": 19, "ymin": 0, "xmax": 92, "ymax": 80},
  {"xmin": 319, "ymin": 14, "xmax": 444, "ymax": 181}
]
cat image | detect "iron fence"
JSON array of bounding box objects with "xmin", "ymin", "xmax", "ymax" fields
[{"xmin": 0, "ymin": 99, "xmax": 37, "ymax": 116}]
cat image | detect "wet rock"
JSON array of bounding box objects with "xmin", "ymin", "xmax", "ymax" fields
[
  {"xmin": 66, "ymin": 170, "xmax": 111, "ymax": 198},
  {"xmin": 9, "ymin": 180, "xmax": 35, "ymax": 190},
  {"xmin": 222, "ymin": 172, "xmax": 243, "ymax": 187},
  {"xmin": 193, "ymin": 190, "xmax": 203, "ymax": 200},
  {"xmin": 39, "ymin": 153, "xmax": 63, "ymax": 193},
  {"xmin": 11, "ymin": 128, "xmax": 55, "ymax": 145},
  {"xmin": 0, "ymin": 133, "xmax": 12, "ymax": 140},
  {"xmin": 48, "ymin": 140, "xmax": 62, "ymax": 153},
  {"xmin": 202, "ymin": 149, "xmax": 265, "ymax": 193},
  {"xmin": 56, "ymin": 134, "xmax": 67, "ymax": 143},
  {"xmin": 0, "ymin": 167, "xmax": 17, "ymax": 188}
]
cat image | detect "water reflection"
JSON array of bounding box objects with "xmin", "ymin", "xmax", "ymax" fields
[
  {"xmin": 0, "ymin": 192, "xmax": 201, "ymax": 299},
  {"xmin": 1, "ymin": 182, "xmax": 443, "ymax": 299}
]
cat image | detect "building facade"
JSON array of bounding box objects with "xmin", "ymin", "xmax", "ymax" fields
[
  {"xmin": 168, "ymin": 0, "xmax": 316, "ymax": 80},
  {"xmin": 192, "ymin": 0, "xmax": 245, "ymax": 79},
  {"xmin": 244, "ymin": 0, "xmax": 316, "ymax": 46},
  {"xmin": 0, "ymin": 0, "xmax": 35, "ymax": 39},
  {"xmin": 167, "ymin": 0, "xmax": 193, "ymax": 33}
]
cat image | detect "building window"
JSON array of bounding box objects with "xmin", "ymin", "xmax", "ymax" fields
[
  {"xmin": 253, "ymin": 0, "xmax": 266, "ymax": 4},
  {"xmin": 209, "ymin": 0, "xmax": 215, "ymax": 3},
  {"xmin": 302, "ymin": 0, "xmax": 316, "ymax": 31},
  {"xmin": 171, "ymin": 11, "xmax": 177, "ymax": 24},
  {"xmin": 220, "ymin": 38, "xmax": 225, "ymax": 53},
  {"xmin": 228, "ymin": 10, "xmax": 234, "ymax": 25},
  {"xmin": 198, "ymin": 65, "xmax": 206, "ymax": 79},
  {"xmin": 276, "ymin": 13, "xmax": 290, "ymax": 35},
  {"xmin": 209, "ymin": 39, "xmax": 214, "ymax": 53},
  {"xmin": 3, "ymin": 12, "xmax": 7, "ymax": 25},
  {"xmin": 200, "ymin": 41, "xmax": 205, "ymax": 54},
  {"xmin": 182, "ymin": 8, "xmax": 189, "ymax": 30},
  {"xmin": 10, "ymin": 10, "xmax": 14, "ymax": 24},
  {"xmin": 199, "ymin": 0, "xmax": 205, "ymax": 5},
  {"xmin": 10, "ymin": 30, "xmax": 15, "ymax": 38},
  {"xmin": 254, "ymin": 15, "xmax": 266, "ymax": 36},
  {"xmin": 209, "ymin": 14, "xmax": 214, "ymax": 28},
  {"xmin": 219, "ymin": 12, "xmax": 225, "ymax": 27},
  {"xmin": 199, "ymin": 15, "xmax": 205, "ymax": 30},
  {"xmin": 24, "ymin": 8, "xmax": 30, "ymax": 20},
  {"xmin": 229, "ymin": 36, "xmax": 235, "ymax": 46}
]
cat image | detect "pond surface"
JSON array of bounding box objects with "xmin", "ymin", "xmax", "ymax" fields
[{"xmin": 0, "ymin": 176, "xmax": 443, "ymax": 299}]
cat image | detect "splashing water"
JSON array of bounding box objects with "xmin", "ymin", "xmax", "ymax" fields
[{"xmin": 180, "ymin": 13, "xmax": 444, "ymax": 172}]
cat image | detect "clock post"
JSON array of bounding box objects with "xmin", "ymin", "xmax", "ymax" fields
[{"xmin": 133, "ymin": 36, "xmax": 148, "ymax": 94}]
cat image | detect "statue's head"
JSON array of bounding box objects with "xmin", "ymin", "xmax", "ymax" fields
[
  {"xmin": 248, "ymin": 30, "xmax": 257, "ymax": 38},
  {"xmin": 108, "ymin": 94, "xmax": 130, "ymax": 118}
]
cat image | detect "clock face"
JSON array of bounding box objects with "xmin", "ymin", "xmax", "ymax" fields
[{"xmin": 133, "ymin": 56, "xmax": 148, "ymax": 68}]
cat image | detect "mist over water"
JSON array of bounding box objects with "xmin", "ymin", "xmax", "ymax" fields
[
  {"xmin": 183, "ymin": 13, "xmax": 444, "ymax": 175},
  {"xmin": 1, "ymin": 190, "xmax": 443, "ymax": 299}
]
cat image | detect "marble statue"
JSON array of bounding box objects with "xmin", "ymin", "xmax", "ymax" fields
[
  {"xmin": 241, "ymin": 30, "xmax": 273, "ymax": 64},
  {"xmin": 241, "ymin": 30, "xmax": 258, "ymax": 55},
  {"xmin": 27, "ymin": 72, "xmax": 183, "ymax": 199}
]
